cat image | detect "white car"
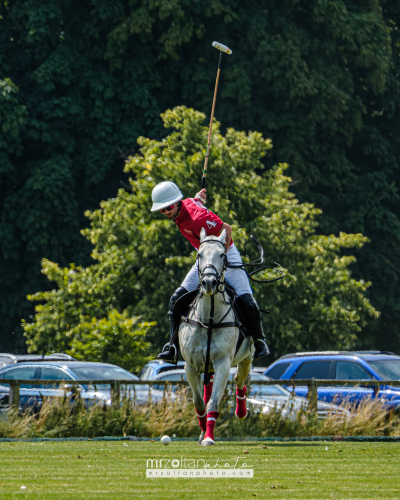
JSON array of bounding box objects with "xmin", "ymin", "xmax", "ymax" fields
[{"xmin": 152, "ymin": 368, "xmax": 349, "ymax": 420}]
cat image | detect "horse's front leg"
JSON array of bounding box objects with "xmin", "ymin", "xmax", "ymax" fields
[
  {"xmin": 185, "ymin": 362, "xmax": 207, "ymax": 445},
  {"xmin": 201, "ymin": 356, "xmax": 231, "ymax": 446},
  {"xmin": 234, "ymin": 352, "xmax": 252, "ymax": 420}
]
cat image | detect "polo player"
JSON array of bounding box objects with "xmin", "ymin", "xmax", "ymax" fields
[{"xmin": 151, "ymin": 181, "xmax": 269, "ymax": 363}]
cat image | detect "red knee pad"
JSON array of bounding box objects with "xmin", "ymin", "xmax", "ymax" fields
[
  {"xmin": 195, "ymin": 408, "xmax": 207, "ymax": 432},
  {"xmin": 204, "ymin": 411, "xmax": 220, "ymax": 440},
  {"xmin": 236, "ymin": 385, "xmax": 247, "ymax": 420}
]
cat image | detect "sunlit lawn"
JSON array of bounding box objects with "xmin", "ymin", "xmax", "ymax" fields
[{"xmin": 0, "ymin": 440, "xmax": 399, "ymax": 499}]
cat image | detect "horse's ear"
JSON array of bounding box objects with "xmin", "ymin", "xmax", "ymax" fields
[
  {"xmin": 200, "ymin": 227, "xmax": 207, "ymax": 242},
  {"xmin": 219, "ymin": 229, "xmax": 227, "ymax": 244}
]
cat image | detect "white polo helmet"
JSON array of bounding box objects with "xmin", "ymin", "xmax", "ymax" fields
[{"xmin": 151, "ymin": 181, "xmax": 183, "ymax": 211}]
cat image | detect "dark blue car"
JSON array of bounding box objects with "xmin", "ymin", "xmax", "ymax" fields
[{"xmin": 264, "ymin": 351, "xmax": 400, "ymax": 407}]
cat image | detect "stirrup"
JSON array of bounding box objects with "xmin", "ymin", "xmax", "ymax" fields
[
  {"xmin": 161, "ymin": 342, "xmax": 174, "ymax": 353},
  {"xmin": 156, "ymin": 343, "xmax": 178, "ymax": 363},
  {"xmin": 251, "ymin": 339, "xmax": 270, "ymax": 358},
  {"xmin": 251, "ymin": 338, "xmax": 268, "ymax": 347}
]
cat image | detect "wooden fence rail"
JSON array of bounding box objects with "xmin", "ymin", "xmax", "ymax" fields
[{"xmin": 2, "ymin": 378, "xmax": 399, "ymax": 409}]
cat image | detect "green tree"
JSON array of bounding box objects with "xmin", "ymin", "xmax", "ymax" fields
[
  {"xmin": 0, "ymin": 0, "xmax": 393, "ymax": 352},
  {"xmin": 23, "ymin": 107, "xmax": 378, "ymax": 362},
  {"xmin": 327, "ymin": 1, "xmax": 400, "ymax": 352},
  {"xmin": 22, "ymin": 259, "xmax": 153, "ymax": 373}
]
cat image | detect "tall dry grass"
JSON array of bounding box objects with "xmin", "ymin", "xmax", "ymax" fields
[{"xmin": 1, "ymin": 387, "xmax": 400, "ymax": 439}]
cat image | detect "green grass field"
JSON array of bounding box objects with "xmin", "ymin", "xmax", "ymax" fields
[{"xmin": 0, "ymin": 440, "xmax": 399, "ymax": 499}]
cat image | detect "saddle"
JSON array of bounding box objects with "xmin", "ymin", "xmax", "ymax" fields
[{"xmin": 173, "ymin": 286, "xmax": 248, "ymax": 334}]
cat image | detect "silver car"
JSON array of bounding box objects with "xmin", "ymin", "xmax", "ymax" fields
[
  {"xmin": 152, "ymin": 368, "xmax": 349, "ymax": 420},
  {"xmin": 0, "ymin": 361, "xmax": 160, "ymax": 410}
]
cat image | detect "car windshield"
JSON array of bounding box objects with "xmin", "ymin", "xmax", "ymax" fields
[
  {"xmin": 152, "ymin": 371, "xmax": 288, "ymax": 396},
  {"xmin": 153, "ymin": 373, "xmax": 186, "ymax": 392},
  {"xmin": 71, "ymin": 365, "xmax": 138, "ymax": 390},
  {"xmin": 368, "ymin": 360, "xmax": 400, "ymax": 381},
  {"xmin": 153, "ymin": 370, "xmax": 290, "ymax": 397},
  {"xmin": 227, "ymin": 372, "xmax": 288, "ymax": 396},
  {"xmin": 248, "ymin": 384, "xmax": 288, "ymax": 397}
]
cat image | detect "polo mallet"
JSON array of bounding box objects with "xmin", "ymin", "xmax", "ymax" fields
[{"xmin": 201, "ymin": 41, "xmax": 232, "ymax": 190}]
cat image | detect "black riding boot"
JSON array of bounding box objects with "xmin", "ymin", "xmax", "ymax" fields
[
  {"xmin": 157, "ymin": 287, "xmax": 188, "ymax": 364},
  {"xmin": 236, "ymin": 293, "xmax": 270, "ymax": 359}
]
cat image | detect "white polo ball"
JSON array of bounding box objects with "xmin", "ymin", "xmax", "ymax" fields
[{"xmin": 161, "ymin": 435, "xmax": 171, "ymax": 445}]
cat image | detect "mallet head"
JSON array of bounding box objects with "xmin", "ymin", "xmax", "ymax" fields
[{"xmin": 212, "ymin": 41, "xmax": 232, "ymax": 55}]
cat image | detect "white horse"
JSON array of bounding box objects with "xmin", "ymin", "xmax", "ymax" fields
[{"xmin": 179, "ymin": 228, "xmax": 253, "ymax": 446}]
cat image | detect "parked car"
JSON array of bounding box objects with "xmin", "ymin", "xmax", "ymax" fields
[
  {"xmin": 139, "ymin": 360, "xmax": 186, "ymax": 380},
  {"xmin": 151, "ymin": 368, "xmax": 349, "ymax": 420},
  {"xmin": 0, "ymin": 361, "xmax": 163, "ymax": 411},
  {"xmin": 263, "ymin": 351, "xmax": 400, "ymax": 408},
  {"xmin": 250, "ymin": 367, "xmax": 269, "ymax": 374},
  {"xmin": 0, "ymin": 353, "xmax": 76, "ymax": 368}
]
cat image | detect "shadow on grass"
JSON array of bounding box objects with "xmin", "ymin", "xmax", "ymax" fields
[{"xmin": 217, "ymin": 442, "xmax": 326, "ymax": 448}]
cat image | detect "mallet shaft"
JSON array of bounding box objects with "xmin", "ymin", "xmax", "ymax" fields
[{"xmin": 201, "ymin": 52, "xmax": 222, "ymax": 190}]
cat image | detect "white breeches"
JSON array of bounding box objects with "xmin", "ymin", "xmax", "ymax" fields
[{"xmin": 181, "ymin": 243, "xmax": 252, "ymax": 296}]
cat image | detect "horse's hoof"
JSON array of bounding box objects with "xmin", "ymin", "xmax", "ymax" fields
[
  {"xmin": 201, "ymin": 437, "xmax": 215, "ymax": 446},
  {"xmin": 198, "ymin": 431, "xmax": 205, "ymax": 445},
  {"xmin": 235, "ymin": 408, "xmax": 249, "ymax": 421}
]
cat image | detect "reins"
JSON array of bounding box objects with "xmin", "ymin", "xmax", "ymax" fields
[
  {"xmin": 181, "ymin": 288, "xmax": 236, "ymax": 330},
  {"xmin": 197, "ymin": 235, "xmax": 285, "ymax": 284},
  {"xmin": 204, "ymin": 296, "xmax": 214, "ymax": 386},
  {"xmin": 226, "ymin": 235, "xmax": 285, "ymax": 284}
]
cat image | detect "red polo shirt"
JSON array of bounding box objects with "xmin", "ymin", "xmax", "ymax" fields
[{"xmin": 173, "ymin": 198, "xmax": 233, "ymax": 250}]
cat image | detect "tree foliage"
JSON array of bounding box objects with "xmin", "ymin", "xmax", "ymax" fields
[
  {"xmin": 23, "ymin": 107, "xmax": 378, "ymax": 362},
  {"xmin": 22, "ymin": 258, "xmax": 153, "ymax": 372},
  {"xmin": 333, "ymin": 2, "xmax": 400, "ymax": 351},
  {"xmin": 1, "ymin": 0, "xmax": 398, "ymax": 352}
]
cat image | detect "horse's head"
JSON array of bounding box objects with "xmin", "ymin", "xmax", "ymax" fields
[{"xmin": 198, "ymin": 228, "xmax": 227, "ymax": 295}]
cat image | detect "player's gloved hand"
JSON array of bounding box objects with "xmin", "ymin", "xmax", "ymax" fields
[{"xmin": 195, "ymin": 188, "xmax": 207, "ymax": 204}]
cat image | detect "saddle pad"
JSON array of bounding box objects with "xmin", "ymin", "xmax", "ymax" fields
[{"xmin": 224, "ymin": 283, "xmax": 250, "ymax": 338}]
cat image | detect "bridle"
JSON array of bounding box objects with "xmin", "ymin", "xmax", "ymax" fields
[
  {"xmin": 226, "ymin": 235, "xmax": 285, "ymax": 284},
  {"xmin": 192, "ymin": 238, "xmax": 232, "ymax": 386},
  {"xmin": 197, "ymin": 239, "xmax": 227, "ymax": 293}
]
